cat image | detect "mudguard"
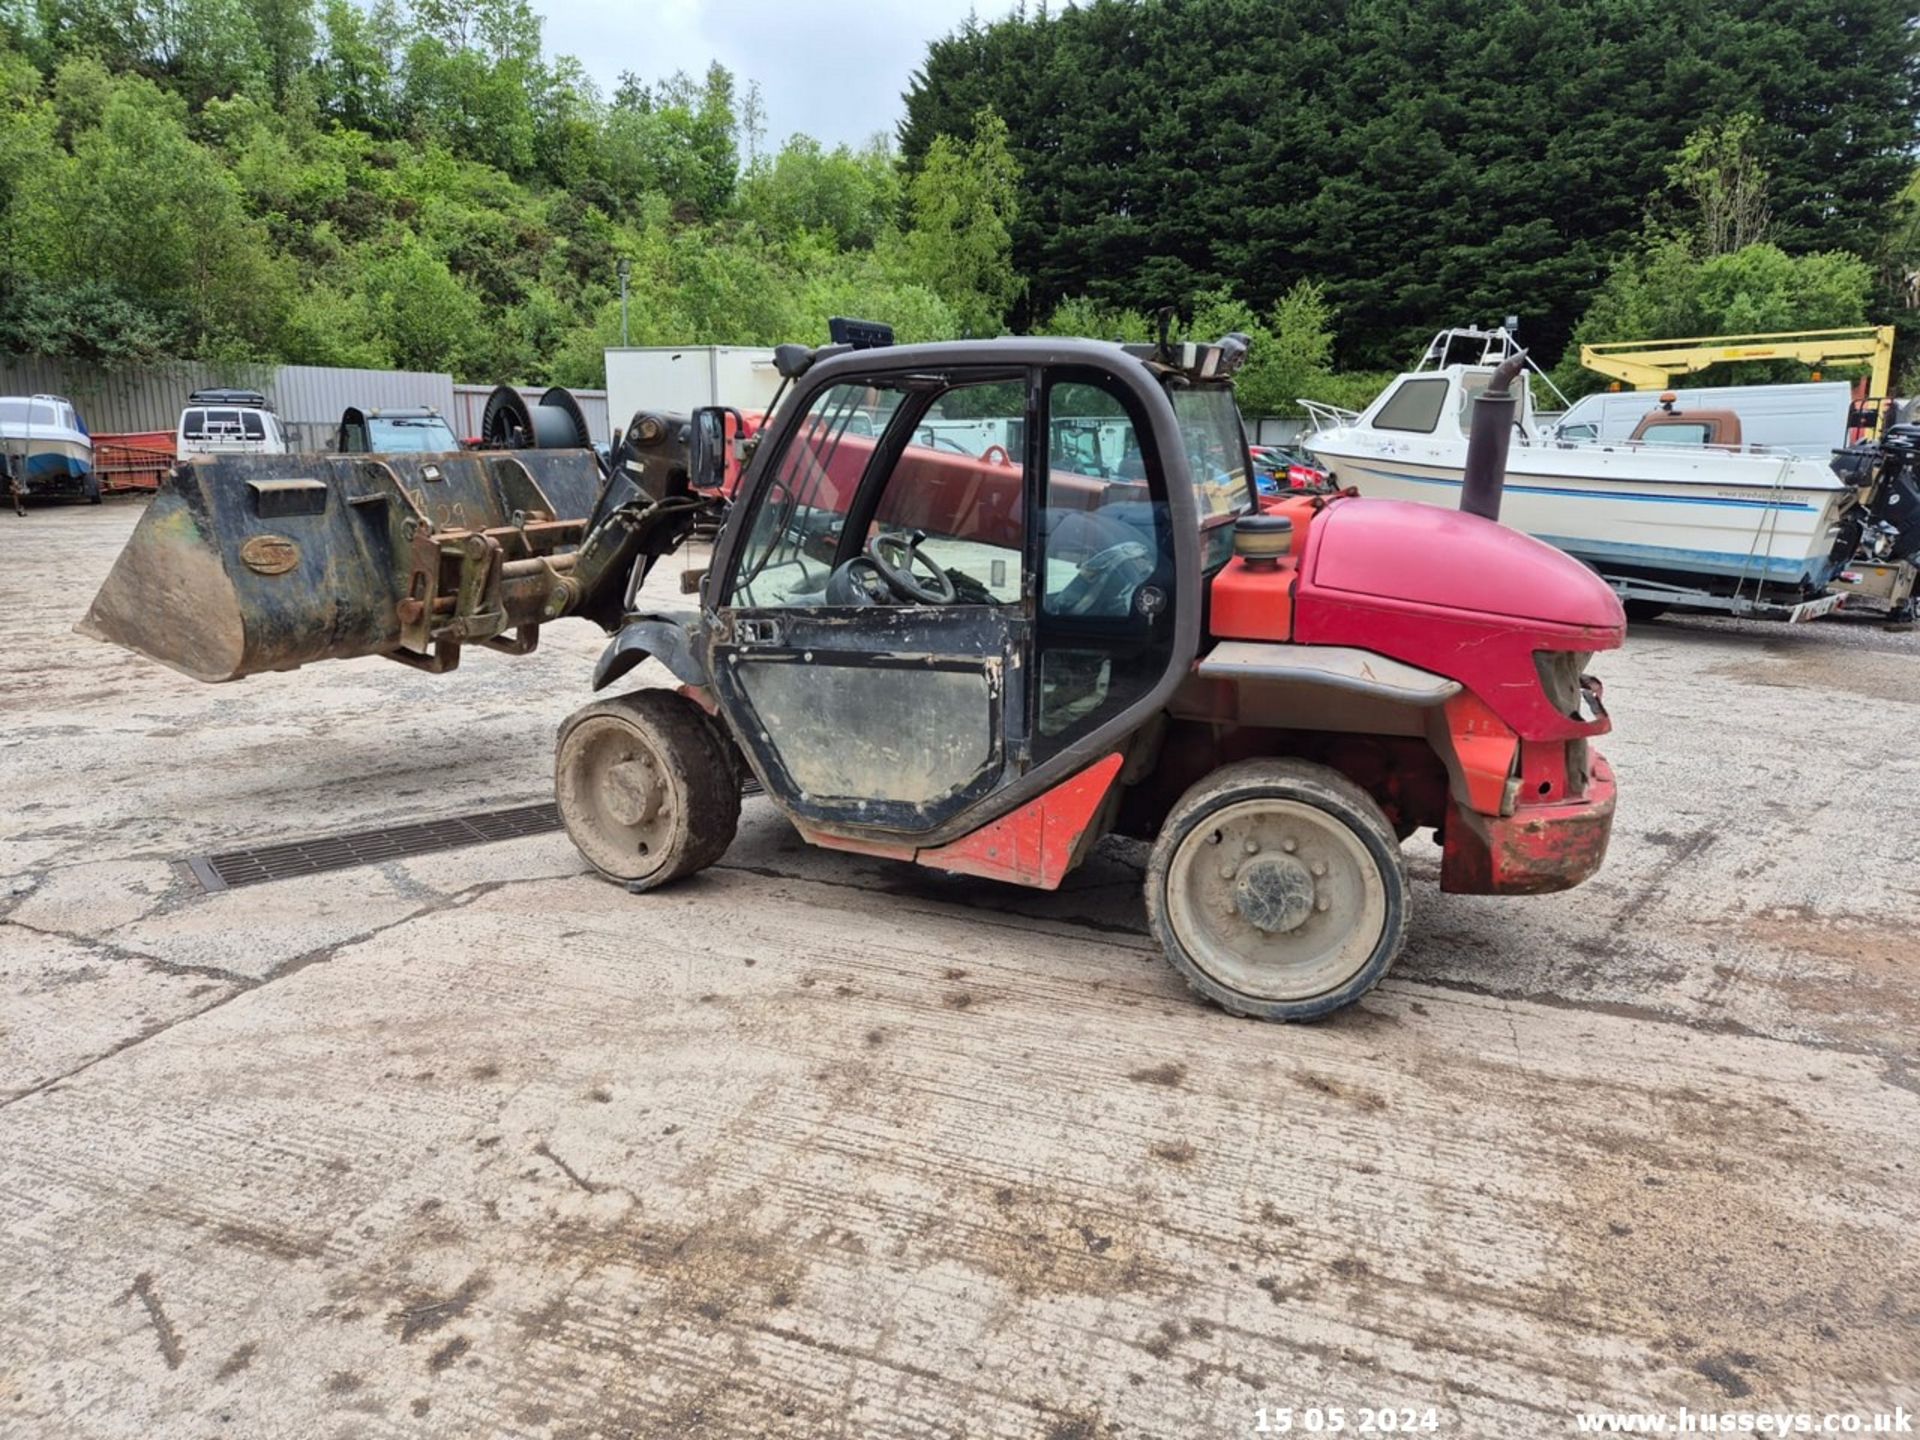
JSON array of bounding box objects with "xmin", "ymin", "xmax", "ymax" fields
[{"xmin": 593, "ymin": 613, "xmax": 707, "ymax": 690}]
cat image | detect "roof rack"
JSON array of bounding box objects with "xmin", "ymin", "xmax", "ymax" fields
[{"xmin": 188, "ymin": 388, "xmax": 273, "ymax": 410}]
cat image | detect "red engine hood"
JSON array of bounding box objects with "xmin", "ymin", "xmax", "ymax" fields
[
  {"xmin": 1303, "ymin": 497, "xmax": 1624, "ymax": 631},
  {"xmin": 1288, "ymin": 496, "xmax": 1624, "ymax": 743}
]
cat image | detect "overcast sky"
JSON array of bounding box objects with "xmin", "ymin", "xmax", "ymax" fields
[{"xmin": 532, "ymin": 0, "xmax": 991, "ymax": 152}]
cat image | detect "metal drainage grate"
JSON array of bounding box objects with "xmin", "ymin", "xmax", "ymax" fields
[
  {"xmin": 186, "ymin": 777, "xmax": 764, "ymax": 892},
  {"xmin": 187, "ymin": 802, "xmax": 563, "ymax": 892}
]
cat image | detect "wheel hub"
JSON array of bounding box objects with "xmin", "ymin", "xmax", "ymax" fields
[
  {"xmin": 1231, "ymin": 855, "xmax": 1316, "ymax": 933},
  {"xmin": 1162, "ymin": 796, "xmax": 1389, "ymax": 1004},
  {"xmin": 603, "ymin": 754, "xmax": 662, "ymax": 827}
]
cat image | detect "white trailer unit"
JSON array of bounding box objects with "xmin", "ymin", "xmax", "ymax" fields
[{"xmin": 604, "ymin": 347, "xmax": 784, "ymax": 428}]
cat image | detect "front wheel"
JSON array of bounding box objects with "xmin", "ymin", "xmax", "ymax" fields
[
  {"xmin": 1145, "ymin": 758, "xmax": 1407, "ymax": 1020},
  {"xmin": 555, "ymin": 689, "xmax": 741, "ymax": 891}
]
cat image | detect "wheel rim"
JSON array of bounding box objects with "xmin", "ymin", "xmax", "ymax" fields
[
  {"xmin": 558, "ymin": 714, "xmax": 678, "ymax": 881},
  {"xmin": 1164, "ymin": 797, "xmax": 1388, "ymax": 1003}
]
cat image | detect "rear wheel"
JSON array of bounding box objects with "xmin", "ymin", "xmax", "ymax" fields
[
  {"xmin": 555, "ymin": 689, "xmax": 740, "ymax": 890},
  {"xmin": 1622, "ymin": 599, "xmax": 1667, "ymax": 623},
  {"xmin": 1146, "ymin": 759, "xmax": 1407, "ymax": 1021}
]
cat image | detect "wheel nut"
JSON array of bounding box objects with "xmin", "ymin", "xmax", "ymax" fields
[
  {"xmin": 1244, "ymin": 840, "xmax": 1259, "ymax": 855},
  {"xmin": 1311, "ymin": 861, "xmax": 1327, "ymax": 877},
  {"xmin": 1315, "ymin": 897, "xmax": 1330, "ymax": 912},
  {"xmin": 1281, "ymin": 838, "xmax": 1297, "ymax": 853},
  {"xmin": 1219, "ymin": 864, "xmax": 1236, "ymax": 880}
]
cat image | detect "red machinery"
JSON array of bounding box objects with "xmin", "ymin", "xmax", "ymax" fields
[{"xmin": 81, "ymin": 331, "xmax": 1621, "ymax": 1021}]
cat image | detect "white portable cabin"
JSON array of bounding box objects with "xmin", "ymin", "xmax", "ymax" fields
[{"xmin": 604, "ymin": 347, "xmax": 785, "ymax": 427}]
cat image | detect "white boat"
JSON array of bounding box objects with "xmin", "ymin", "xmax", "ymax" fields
[
  {"xmin": 1300, "ymin": 329, "xmax": 1855, "ymax": 612},
  {"xmin": 0, "ymin": 393, "xmax": 97, "ymax": 505}
]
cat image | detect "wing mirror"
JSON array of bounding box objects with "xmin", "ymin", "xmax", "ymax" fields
[{"xmin": 688, "ymin": 406, "xmax": 742, "ymax": 495}]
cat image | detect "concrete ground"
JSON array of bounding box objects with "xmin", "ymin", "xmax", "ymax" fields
[{"xmin": 1, "ymin": 499, "xmax": 1916, "ymax": 1439}]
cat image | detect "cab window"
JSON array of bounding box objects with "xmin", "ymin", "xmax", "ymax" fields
[
  {"xmin": 1168, "ymin": 384, "xmax": 1252, "ymax": 521},
  {"xmin": 1035, "ymin": 373, "xmax": 1175, "ymax": 753},
  {"xmin": 728, "ymin": 380, "xmax": 906, "ymax": 608},
  {"xmin": 868, "ymin": 379, "xmax": 1026, "ymax": 604},
  {"xmin": 1642, "ymin": 423, "xmax": 1712, "ymax": 446}
]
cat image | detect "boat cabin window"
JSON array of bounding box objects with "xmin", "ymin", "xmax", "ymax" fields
[
  {"xmin": 0, "ymin": 399, "xmax": 64, "ymax": 429},
  {"xmin": 1371, "ymin": 378, "xmax": 1449, "ymax": 434},
  {"xmin": 1456, "ymin": 371, "xmax": 1527, "ymax": 432}
]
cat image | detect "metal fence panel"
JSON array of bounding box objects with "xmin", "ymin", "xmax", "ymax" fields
[
  {"xmin": 1, "ymin": 358, "xmax": 462, "ymax": 439},
  {"xmin": 271, "ymin": 366, "xmax": 457, "ymax": 431}
]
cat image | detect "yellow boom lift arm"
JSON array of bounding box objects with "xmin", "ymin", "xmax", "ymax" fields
[{"xmin": 1580, "ymin": 325, "xmax": 1894, "ymax": 407}]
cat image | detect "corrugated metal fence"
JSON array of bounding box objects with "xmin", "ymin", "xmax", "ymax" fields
[{"xmin": 0, "ymin": 358, "xmax": 610, "ymax": 446}]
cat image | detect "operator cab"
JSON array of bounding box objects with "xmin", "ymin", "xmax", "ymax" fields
[
  {"xmin": 336, "ymin": 406, "xmax": 463, "ymax": 454},
  {"xmin": 701, "ymin": 336, "xmax": 1254, "ymax": 841}
]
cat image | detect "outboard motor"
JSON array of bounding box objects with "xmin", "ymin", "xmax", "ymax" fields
[
  {"xmin": 1833, "ymin": 423, "xmax": 1920, "ymax": 565},
  {"xmin": 1459, "ymin": 353, "xmax": 1528, "ymax": 522}
]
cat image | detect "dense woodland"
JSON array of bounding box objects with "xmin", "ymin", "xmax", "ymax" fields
[{"xmin": 2, "ymin": 0, "xmax": 1918, "ymax": 413}]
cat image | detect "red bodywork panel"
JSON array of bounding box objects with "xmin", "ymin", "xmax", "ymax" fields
[
  {"xmin": 1442, "ymin": 756, "xmax": 1616, "ymax": 894},
  {"xmin": 802, "ymin": 753, "xmax": 1125, "ymax": 891},
  {"xmin": 1198, "ymin": 493, "xmax": 1625, "ymax": 897},
  {"xmin": 1292, "ymin": 498, "xmax": 1623, "ymax": 744},
  {"xmin": 1441, "ymin": 691, "xmax": 1521, "ymax": 816}
]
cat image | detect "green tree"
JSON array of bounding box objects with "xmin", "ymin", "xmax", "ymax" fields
[
  {"xmin": 1668, "ymin": 114, "xmax": 1772, "ymax": 257},
  {"xmin": 316, "ymin": 0, "xmax": 401, "ymax": 134},
  {"xmin": 357, "ymin": 233, "xmax": 482, "ymax": 371},
  {"xmin": 1558, "ymin": 240, "xmax": 1874, "ymax": 394},
  {"xmin": 902, "ymin": 107, "xmax": 1020, "ymax": 336},
  {"xmin": 902, "ymin": 0, "xmax": 1920, "ymax": 368},
  {"xmin": 737, "ymin": 134, "xmax": 899, "ymax": 250},
  {"xmin": 7, "ymin": 63, "xmax": 287, "ymax": 356}
]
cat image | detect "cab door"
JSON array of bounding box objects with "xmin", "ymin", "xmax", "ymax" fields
[{"xmin": 707, "ymin": 370, "xmax": 1034, "ymax": 839}]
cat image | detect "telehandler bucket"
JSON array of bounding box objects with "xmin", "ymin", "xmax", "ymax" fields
[{"xmin": 79, "ymin": 448, "xmax": 609, "ymax": 682}]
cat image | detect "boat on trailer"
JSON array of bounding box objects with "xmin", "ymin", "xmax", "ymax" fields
[
  {"xmin": 0, "ymin": 394, "xmax": 97, "ymax": 509},
  {"xmin": 1300, "ymin": 328, "xmax": 1859, "ymax": 620}
]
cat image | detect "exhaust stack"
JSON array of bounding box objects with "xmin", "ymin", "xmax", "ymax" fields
[{"xmin": 1459, "ymin": 352, "xmax": 1528, "ymax": 522}]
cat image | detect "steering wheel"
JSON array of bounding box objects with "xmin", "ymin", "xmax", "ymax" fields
[
  {"xmin": 1054, "ymin": 540, "xmax": 1154, "ymax": 617},
  {"xmin": 982, "ymin": 443, "xmax": 1013, "ymax": 466},
  {"xmin": 865, "ymin": 530, "xmax": 957, "ymax": 604}
]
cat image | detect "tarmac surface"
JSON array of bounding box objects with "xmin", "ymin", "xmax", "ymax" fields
[{"xmin": 1, "ymin": 499, "xmax": 1916, "ymax": 1438}]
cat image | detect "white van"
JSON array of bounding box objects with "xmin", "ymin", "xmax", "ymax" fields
[
  {"xmin": 1551, "ymin": 382, "xmax": 1854, "ymax": 457},
  {"xmin": 177, "ymin": 389, "xmax": 290, "ymax": 461}
]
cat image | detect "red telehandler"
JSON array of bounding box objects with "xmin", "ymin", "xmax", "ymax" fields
[{"xmin": 81, "ymin": 331, "xmax": 1622, "ymax": 1019}]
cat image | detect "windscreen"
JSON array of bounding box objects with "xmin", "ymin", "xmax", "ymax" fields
[
  {"xmin": 0, "ymin": 400, "xmax": 63, "ymax": 429},
  {"xmin": 367, "ymin": 416, "xmax": 459, "ymax": 452},
  {"xmin": 1169, "ymin": 385, "xmax": 1253, "ymax": 520}
]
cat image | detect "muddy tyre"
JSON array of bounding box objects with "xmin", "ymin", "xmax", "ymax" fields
[
  {"xmin": 1145, "ymin": 758, "xmax": 1407, "ymax": 1021},
  {"xmin": 555, "ymin": 689, "xmax": 740, "ymax": 891}
]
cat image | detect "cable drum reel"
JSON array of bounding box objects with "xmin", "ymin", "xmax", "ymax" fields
[{"xmin": 479, "ymin": 385, "xmax": 595, "ymax": 451}]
